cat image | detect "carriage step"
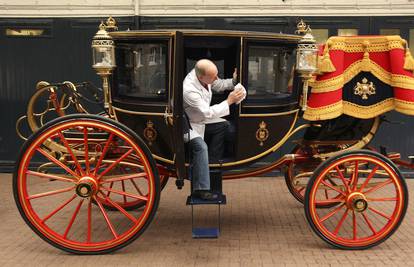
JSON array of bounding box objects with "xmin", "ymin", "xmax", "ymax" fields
[
  {"xmin": 192, "ymin": 227, "xmax": 220, "ymax": 238},
  {"xmin": 186, "ymin": 194, "xmax": 227, "ymax": 205}
]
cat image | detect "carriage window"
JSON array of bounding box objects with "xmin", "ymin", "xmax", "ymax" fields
[
  {"xmin": 338, "ymin": 29, "xmax": 358, "ymax": 36},
  {"xmin": 246, "ymin": 45, "xmax": 295, "ymax": 100},
  {"xmin": 114, "ymin": 42, "xmax": 168, "ymax": 100},
  {"xmin": 409, "ymin": 29, "xmax": 414, "ymax": 56}
]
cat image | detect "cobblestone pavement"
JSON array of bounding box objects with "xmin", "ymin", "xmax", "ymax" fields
[{"xmin": 1, "ymin": 173, "xmax": 414, "ymax": 266}]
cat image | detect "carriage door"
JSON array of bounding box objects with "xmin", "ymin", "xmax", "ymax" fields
[
  {"xmin": 171, "ymin": 31, "xmax": 187, "ymax": 180},
  {"xmin": 236, "ymin": 37, "xmax": 300, "ymax": 161},
  {"xmin": 111, "ymin": 33, "xmax": 176, "ymax": 165}
]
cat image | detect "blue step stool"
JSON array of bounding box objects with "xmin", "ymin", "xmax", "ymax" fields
[{"xmin": 187, "ymin": 170, "xmax": 226, "ymax": 238}]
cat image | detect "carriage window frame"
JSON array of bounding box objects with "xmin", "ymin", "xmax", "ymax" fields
[
  {"xmin": 241, "ymin": 39, "xmax": 299, "ymax": 108},
  {"xmin": 112, "ymin": 38, "xmax": 170, "ymax": 104}
]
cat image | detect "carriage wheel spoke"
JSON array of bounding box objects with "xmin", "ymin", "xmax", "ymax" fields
[
  {"xmin": 101, "ymin": 186, "xmax": 148, "ymax": 201},
  {"xmin": 107, "ymin": 182, "xmax": 114, "ymax": 197},
  {"xmin": 352, "ymin": 160, "xmax": 359, "ymax": 190},
  {"xmin": 97, "ymin": 148, "xmax": 134, "ymax": 179},
  {"xmin": 87, "ymin": 199, "xmax": 92, "ymax": 243},
  {"xmin": 359, "ymin": 165, "xmax": 379, "ymax": 192},
  {"xmin": 320, "ymin": 180, "xmax": 347, "ymax": 196},
  {"xmin": 42, "ymin": 194, "xmax": 77, "ymax": 222},
  {"xmin": 314, "ymin": 198, "xmax": 345, "ymax": 205},
  {"xmin": 121, "ymin": 180, "xmax": 127, "ymax": 204},
  {"xmin": 37, "ymin": 148, "xmax": 80, "ymax": 178},
  {"xmin": 57, "ymin": 131, "xmax": 84, "ymax": 176},
  {"xmin": 333, "ymin": 208, "xmax": 349, "ymax": 236},
  {"xmin": 83, "ymin": 127, "xmax": 90, "ymax": 173},
  {"xmin": 27, "ymin": 186, "xmax": 75, "ymax": 200},
  {"xmin": 94, "ymin": 196, "xmax": 118, "ymax": 238},
  {"xmin": 363, "ymin": 179, "xmax": 393, "ymax": 195},
  {"xmin": 366, "ymin": 197, "xmax": 398, "ymax": 202},
  {"xmin": 100, "ymin": 173, "xmax": 147, "ymax": 184},
  {"xmin": 369, "ymin": 207, "xmax": 392, "ymax": 221},
  {"xmin": 27, "ymin": 170, "xmax": 76, "ymax": 183},
  {"xmin": 320, "ymin": 203, "xmax": 345, "ymax": 223},
  {"xmin": 130, "ymin": 179, "xmax": 144, "ymax": 196},
  {"xmin": 63, "ymin": 199, "xmax": 84, "ymax": 238},
  {"xmin": 93, "ymin": 133, "xmax": 114, "ymax": 176},
  {"xmin": 362, "ymin": 212, "xmax": 377, "ymax": 235},
  {"xmin": 335, "ymin": 166, "xmax": 350, "ymax": 193},
  {"xmin": 352, "ymin": 211, "xmax": 357, "ymax": 240},
  {"xmin": 98, "ymin": 192, "xmax": 138, "ymax": 223}
]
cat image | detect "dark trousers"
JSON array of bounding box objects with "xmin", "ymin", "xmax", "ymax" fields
[{"xmin": 204, "ymin": 121, "xmax": 230, "ymax": 164}]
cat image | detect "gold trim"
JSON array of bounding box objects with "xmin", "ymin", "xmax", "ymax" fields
[
  {"xmin": 311, "ymin": 60, "xmax": 414, "ymax": 93},
  {"xmin": 153, "ymin": 154, "xmax": 174, "ymax": 164},
  {"xmin": 112, "ymin": 106, "xmax": 166, "ymax": 116},
  {"xmin": 395, "ymin": 99, "xmax": 414, "ymax": 115},
  {"xmin": 327, "ymin": 35, "xmax": 405, "ymax": 53},
  {"xmin": 303, "ymin": 99, "xmax": 395, "ymax": 121},
  {"xmin": 239, "ymin": 109, "xmax": 299, "ymax": 117}
]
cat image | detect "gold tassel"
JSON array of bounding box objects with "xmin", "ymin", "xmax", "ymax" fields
[
  {"xmin": 318, "ymin": 42, "xmax": 336, "ymax": 73},
  {"xmin": 361, "ymin": 40, "xmax": 371, "ymax": 72},
  {"xmin": 404, "ymin": 49, "xmax": 414, "ymax": 71}
]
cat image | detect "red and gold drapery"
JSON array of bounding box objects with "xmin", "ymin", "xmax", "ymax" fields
[{"xmin": 303, "ymin": 35, "xmax": 414, "ymax": 121}]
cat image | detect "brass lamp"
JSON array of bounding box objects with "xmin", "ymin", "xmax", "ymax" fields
[
  {"xmin": 295, "ymin": 20, "xmax": 319, "ymax": 111},
  {"xmin": 92, "ymin": 21, "xmax": 116, "ymax": 116}
]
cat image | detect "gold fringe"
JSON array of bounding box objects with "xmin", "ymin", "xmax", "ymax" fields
[
  {"xmin": 404, "ymin": 50, "xmax": 414, "ymax": 71},
  {"xmin": 303, "ymin": 99, "xmax": 396, "ymax": 121},
  {"xmin": 318, "ymin": 42, "xmax": 336, "ymax": 73}
]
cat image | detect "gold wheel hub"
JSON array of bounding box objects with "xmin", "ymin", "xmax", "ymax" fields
[
  {"xmin": 347, "ymin": 192, "xmax": 368, "ymax": 212},
  {"xmin": 76, "ymin": 177, "xmax": 98, "ymax": 198}
]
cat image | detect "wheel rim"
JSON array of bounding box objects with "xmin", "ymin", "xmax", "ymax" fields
[
  {"xmin": 15, "ymin": 119, "xmax": 157, "ymax": 252},
  {"xmin": 308, "ymin": 154, "xmax": 406, "ymax": 248}
]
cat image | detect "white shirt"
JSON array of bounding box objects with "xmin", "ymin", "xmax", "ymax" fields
[{"xmin": 183, "ymin": 69, "xmax": 234, "ymax": 141}]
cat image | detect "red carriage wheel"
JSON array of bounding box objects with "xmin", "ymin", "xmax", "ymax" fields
[
  {"xmin": 304, "ymin": 150, "xmax": 408, "ymax": 249},
  {"xmin": 13, "ymin": 114, "xmax": 160, "ymax": 254}
]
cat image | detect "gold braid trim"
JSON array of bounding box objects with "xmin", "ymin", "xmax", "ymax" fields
[
  {"xmin": 327, "ymin": 35, "xmax": 405, "ymax": 53},
  {"xmin": 303, "ymin": 101, "xmax": 343, "ymax": 121},
  {"xmin": 395, "ymin": 99, "xmax": 414, "ymax": 115},
  {"xmin": 303, "ymin": 99, "xmax": 396, "ymax": 121},
  {"xmin": 311, "ymin": 60, "xmax": 414, "ymax": 93}
]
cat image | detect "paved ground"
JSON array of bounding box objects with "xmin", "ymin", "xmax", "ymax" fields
[{"xmin": 1, "ymin": 173, "xmax": 414, "ymax": 266}]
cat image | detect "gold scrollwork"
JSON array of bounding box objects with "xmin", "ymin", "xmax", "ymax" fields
[
  {"xmin": 255, "ymin": 121, "xmax": 269, "ymax": 146},
  {"xmin": 143, "ymin": 120, "xmax": 157, "ymax": 146},
  {"xmin": 354, "ymin": 78, "xmax": 376, "ymax": 100}
]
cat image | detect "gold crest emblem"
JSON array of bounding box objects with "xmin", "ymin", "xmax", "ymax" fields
[
  {"xmin": 354, "ymin": 78, "xmax": 376, "ymax": 100},
  {"xmin": 255, "ymin": 121, "xmax": 269, "ymax": 146},
  {"xmin": 143, "ymin": 120, "xmax": 157, "ymax": 145}
]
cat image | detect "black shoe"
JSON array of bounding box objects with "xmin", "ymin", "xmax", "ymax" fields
[{"xmin": 192, "ymin": 190, "xmax": 218, "ymax": 200}]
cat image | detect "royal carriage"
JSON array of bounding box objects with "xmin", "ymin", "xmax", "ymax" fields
[{"xmin": 13, "ymin": 18, "xmax": 414, "ymax": 254}]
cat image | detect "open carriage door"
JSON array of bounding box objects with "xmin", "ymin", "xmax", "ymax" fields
[{"xmin": 171, "ymin": 31, "xmax": 187, "ymax": 185}]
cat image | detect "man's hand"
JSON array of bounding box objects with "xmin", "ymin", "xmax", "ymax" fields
[
  {"xmin": 232, "ymin": 68, "xmax": 238, "ymax": 85},
  {"xmin": 227, "ymin": 87, "xmax": 245, "ymax": 105}
]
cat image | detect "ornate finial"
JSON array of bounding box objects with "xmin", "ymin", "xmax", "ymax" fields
[
  {"xmin": 296, "ymin": 19, "xmax": 311, "ymax": 35},
  {"xmin": 98, "ymin": 21, "xmax": 106, "ymax": 31},
  {"xmin": 105, "ymin": 16, "xmax": 118, "ymax": 31}
]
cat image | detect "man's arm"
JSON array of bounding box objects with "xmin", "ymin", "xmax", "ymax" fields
[
  {"xmin": 184, "ymin": 90, "xmax": 229, "ymax": 122},
  {"xmin": 211, "ymin": 68, "xmax": 238, "ymax": 92}
]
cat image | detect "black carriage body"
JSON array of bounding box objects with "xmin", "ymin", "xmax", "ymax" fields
[{"xmin": 108, "ymin": 30, "xmax": 303, "ymax": 176}]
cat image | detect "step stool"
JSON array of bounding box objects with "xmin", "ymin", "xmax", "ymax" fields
[{"xmin": 186, "ymin": 169, "xmax": 226, "ymax": 238}]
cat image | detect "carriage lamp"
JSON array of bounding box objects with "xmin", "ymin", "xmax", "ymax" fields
[
  {"xmin": 92, "ymin": 21, "xmax": 116, "ymax": 116},
  {"xmin": 296, "ymin": 20, "xmax": 318, "ymax": 111}
]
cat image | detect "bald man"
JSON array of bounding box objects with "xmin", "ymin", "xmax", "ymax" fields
[{"xmin": 183, "ymin": 59, "xmax": 245, "ymax": 200}]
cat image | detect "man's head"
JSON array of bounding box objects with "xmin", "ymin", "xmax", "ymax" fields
[{"xmin": 194, "ymin": 59, "xmax": 218, "ymax": 86}]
